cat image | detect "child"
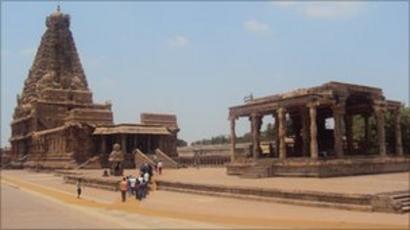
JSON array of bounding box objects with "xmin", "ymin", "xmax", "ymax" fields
[
  {"xmin": 157, "ymin": 161, "xmax": 163, "ymax": 175},
  {"xmin": 76, "ymin": 179, "xmax": 82, "ymax": 199}
]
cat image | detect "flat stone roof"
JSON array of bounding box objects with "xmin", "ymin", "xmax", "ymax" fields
[{"xmin": 93, "ymin": 123, "xmax": 172, "ymax": 135}]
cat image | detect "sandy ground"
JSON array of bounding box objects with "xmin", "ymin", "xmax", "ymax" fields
[
  {"xmin": 1, "ymin": 170, "xmax": 409, "ymax": 229},
  {"xmin": 1, "ymin": 172, "xmax": 229, "ymax": 229}
]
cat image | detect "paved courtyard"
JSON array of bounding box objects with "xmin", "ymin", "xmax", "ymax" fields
[{"xmin": 1, "ymin": 170, "xmax": 409, "ymax": 229}]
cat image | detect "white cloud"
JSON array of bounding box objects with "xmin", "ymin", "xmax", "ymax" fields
[
  {"xmin": 168, "ymin": 35, "xmax": 189, "ymax": 47},
  {"xmin": 272, "ymin": 2, "xmax": 364, "ymax": 20},
  {"xmin": 272, "ymin": 1, "xmax": 298, "ymax": 8},
  {"xmin": 243, "ymin": 19, "xmax": 270, "ymax": 33},
  {"xmin": 303, "ymin": 2, "xmax": 362, "ymax": 19}
]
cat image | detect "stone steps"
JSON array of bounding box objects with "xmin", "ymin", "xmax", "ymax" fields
[
  {"xmin": 392, "ymin": 193, "xmax": 410, "ymax": 213},
  {"xmin": 392, "ymin": 193, "xmax": 410, "ymax": 200},
  {"xmin": 134, "ymin": 149, "xmax": 155, "ymax": 169},
  {"xmin": 154, "ymin": 149, "xmax": 179, "ymax": 169}
]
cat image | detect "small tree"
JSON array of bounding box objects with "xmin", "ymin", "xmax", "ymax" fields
[{"xmin": 177, "ymin": 139, "xmax": 188, "ymax": 147}]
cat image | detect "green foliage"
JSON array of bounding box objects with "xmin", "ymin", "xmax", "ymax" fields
[
  {"xmin": 191, "ymin": 135, "xmax": 229, "ymax": 146},
  {"xmin": 261, "ymin": 122, "xmax": 275, "ymax": 142},
  {"xmin": 177, "ymin": 139, "xmax": 188, "ymax": 147},
  {"xmin": 351, "ymin": 106, "xmax": 410, "ymax": 154},
  {"xmin": 191, "ymin": 122, "xmax": 277, "ymax": 146},
  {"xmin": 399, "ymin": 107, "xmax": 410, "ymax": 154}
]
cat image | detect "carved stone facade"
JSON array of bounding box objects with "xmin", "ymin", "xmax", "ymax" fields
[
  {"xmin": 227, "ymin": 82, "xmax": 408, "ymax": 177},
  {"xmin": 93, "ymin": 116, "xmax": 179, "ymax": 169},
  {"xmin": 9, "ymin": 9, "xmax": 178, "ymax": 169}
]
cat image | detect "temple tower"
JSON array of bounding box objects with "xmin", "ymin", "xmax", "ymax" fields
[{"xmin": 10, "ymin": 8, "xmax": 113, "ymax": 165}]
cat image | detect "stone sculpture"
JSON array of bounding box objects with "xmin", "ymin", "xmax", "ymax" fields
[{"xmin": 108, "ymin": 143, "xmax": 124, "ymax": 176}]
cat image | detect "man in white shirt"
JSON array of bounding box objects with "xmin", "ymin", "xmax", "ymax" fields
[
  {"xmin": 157, "ymin": 161, "xmax": 163, "ymax": 175},
  {"xmin": 128, "ymin": 176, "xmax": 137, "ymax": 196}
]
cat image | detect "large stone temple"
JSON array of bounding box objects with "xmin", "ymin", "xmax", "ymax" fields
[{"xmin": 9, "ymin": 8, "xmax": 179, "ymax": 169}]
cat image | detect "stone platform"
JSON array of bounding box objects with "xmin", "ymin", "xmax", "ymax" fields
[
  {"xmin": 59, "ymin": 168, "xmax": 410, "ymax": 214},
  {"xmin": 227, "ymin": 156, "xmax": 410, "ymax": 178}
]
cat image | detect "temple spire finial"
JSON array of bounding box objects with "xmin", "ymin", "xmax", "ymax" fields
[{"xmin": 57, "ymin": 4, "xmax": 61, "ymax": 12}]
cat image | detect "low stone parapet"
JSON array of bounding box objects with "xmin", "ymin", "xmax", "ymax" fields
[
  {"xmin": 64, "ymin": 175, "xmax": 120, "ymax": 191},
  {"xmin": 155, "ymin": 179, "xmax": 375, "ymax": 212},
  {"xmin": 228, "ymin": 156, "xmax": 410, "ymax": 177}
]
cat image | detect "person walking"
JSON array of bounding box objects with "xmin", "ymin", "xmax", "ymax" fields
[
  {"xmin": 147, "ymin": 164, "xmax": 153, "ymax": 179},
  {"xmin": 126, "ymin": 176, "xmax": 132, "ymax": 197},
  {"xmin": 143, "ymin": 171, "xmax": 150, "ymax": 197},
  {"xmin": 76, "ymin": 179, "xmax": 82, "ymax": 199},
  {"xmin": 129, "ymin": 176, "xmax": 137, "ymax": 196},
  {"xmin": 119, "ymin": 177, "xmax": 128, "ymax": 202},
  {"xmin": 157, "ymin": 161, "xmax": 163, "ymax": 175},
  {"xmin": 137, "ymin": 175, "xmax": 145, "ymax": 200}
]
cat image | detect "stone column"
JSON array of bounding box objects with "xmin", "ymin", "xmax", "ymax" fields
[
  {"xmin": 230, "ymin": 117, "xmax": 237, "ymax": 162},
  {"xmin": 308, "ymin": 103, "xmax": 318, "ymax": 160},
  {"xmin": 394, "ymin": 109, "xmax": 403, "ymax": 156},
  {"xmin": 373, "ymin": 102, "xmax": 386, "ymax": 156},
  {"xmin": 363, "ymin": 114, "xmax": 370, "ymax": 150},
  {"xmin": 251, "ymin": 113, "xmax": 262, "ymax": 159},
  {"xmin": 101, "ymin": 135, "xmax": 106, "ymax": 155},
  {"xmin": 278, "ymin": 107, "xmax": 287, "ymax": 160},
  {"xmin": 121, "ymin": 134, "xmax": 127, "ymax": 154},
  {"xmin": 345, "ymin": 114, "xmax": 353, "ymax": 154},
  {"xmin": 132, "ymin": 135, "xmax": 138, "ymax": 152},
  {"xmin": 274, "ymin": 112, "xmax": 279, "ymax": 156},
  {"xmin": 300, "ymin": 108, "xmax": 310, "ymax": 157},
  {"xmin": 332, "ymin": 102, "xmax": 345, "ymax": 158}
]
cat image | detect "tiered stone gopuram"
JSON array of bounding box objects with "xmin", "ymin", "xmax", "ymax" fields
[
  {"xmin": 9, "ymin": 9, "xmax": 179, "ymax": 169},
  {"xmin": 227, "ymin": 82, "xmax": 409, "ymax": 177}
]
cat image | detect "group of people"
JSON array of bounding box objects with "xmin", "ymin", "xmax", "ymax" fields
[
  {"xmin": 118, "ymin": 161, "xmax": 163, "ymax": 202},
  {"xmin": 75, "ymin": 161, "xmax": 163, "ymax": 202}
]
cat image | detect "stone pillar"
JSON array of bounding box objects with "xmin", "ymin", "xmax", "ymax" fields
[
  {"xmin": 101, "ymin": 135, "xmax": 106, "ymax": 155},
  {"xmin": 291, "ymin": 114, "xmax": 303, "ymax": 156},
  {"xmin": 230, "ymin": 117, "xmax": 237, "ymax": 162},
  {"xmin": 147, "ymin": 135, "xmax": 151, "ymax": 153},
  {"xmin": 394, "ymin": 109, "xmax": 403, "ymax": 156},
  {"xmin": 332, "ymin": 102, "xmax": 345, "ymax": 158},
  {"xmin": 363, "ymin": 114, "xmax": 370, "ymax": 150},
  {"xmin": 121, "ymin": 134, "xmax": 127, "ymax": 154},
  {"xmin": 300, "ymin": 108, "xmax": 310, "ymax": 157},
  {"xmin": 132, "ymin": 135, "xmax": 138, "ymax": 152},
  {"xmin": 274, "ymin": 112, "xmax": 279, "ymax": 156},
  {"xmin": 251, "ymin": 113, "xmax": 262, "ymax": 159},
  {"xmin": 345, "ymin": 114, "xmax": 353, "ymax": 154},
  {"xmin": 308, "ymin": 103, "xmax": 318, "ymax": 160},
  {"xmin": 278, "ymin": 107, "xmax": 287, "ymax": 160},
  {"xmin": 373, "ymin": 102, "xmax": 386, "ymax": 156}
]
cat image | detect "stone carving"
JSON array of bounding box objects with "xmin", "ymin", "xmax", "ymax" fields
[
  {"xmin": 36, "ymin": 71, "xmax": 61, "ymax": 95},
  {"xmin": 70, "ymin": 75, "xmax": 85, "ymax": 90},
  {"xmin": 108, "ymin": 143, "xmax": 124, "ymax": 176}
]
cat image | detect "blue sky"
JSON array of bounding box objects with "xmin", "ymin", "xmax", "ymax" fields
[{"xmin": 1, "ymin": 1, "xmax": 409, "ymax": 146}]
